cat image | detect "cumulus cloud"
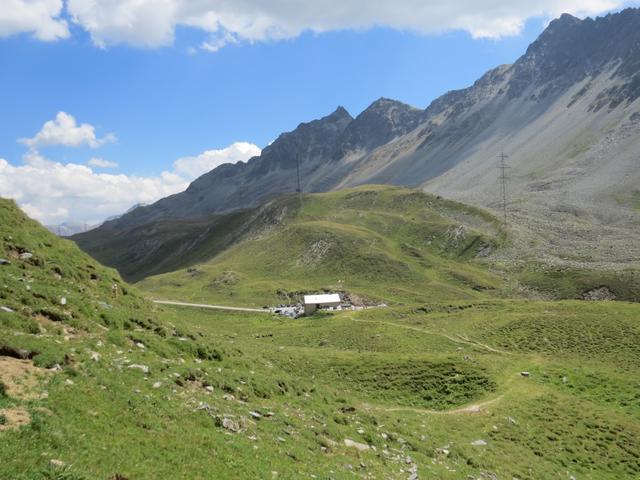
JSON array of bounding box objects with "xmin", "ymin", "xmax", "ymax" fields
[
  {"xmin": 0, "ymin": 0, "xmax": 69, "ymax": 41},
  {"xmin": 0, "ymin": 141, "xmax": 260, "ymax": 225},
  {"xmin": 62, "ymin": 0, "xmax": 626, "ymax": 50},
  {"xmin": 20, "ymin": 111, "xmax": 117, "ymax": 149},
  {"xmin": 87, "ymin": 157, "xmax": 118, "ymax": 168},
  {"xmin": 2, "ymin": 1, "xmax": 624, "ymax": 47},
  {"xmin": 0, "ymin": 157, "xmax": 188, "ymax": 225},
  {"xmin": 173, "ymin": 142, "xmax": 261, "ymax": 178}
]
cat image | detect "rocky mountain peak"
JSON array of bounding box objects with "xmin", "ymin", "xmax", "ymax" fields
[
  {"xmin": 328, "ymin": 105, "xmax": 353, "ymax": 121},
  {"xmin": 507, "ymin": 8, "xmax": 640, "ymax": 101},
  {"xmin": 335, "ymin": 97, "xmax": 426, "ymax": 155}
]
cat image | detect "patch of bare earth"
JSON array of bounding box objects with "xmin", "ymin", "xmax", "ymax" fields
[
  {"xmin": 0, "ymin": 356, "xmax": 51, "ymax": 400},
  {"xmin": 0, "ymin": 407, "xmax": 31, "ymax": 431}
]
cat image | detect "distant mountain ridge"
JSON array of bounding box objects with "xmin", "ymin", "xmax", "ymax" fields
[{"xmin": 74, "ymin": 8, "xmax": 640, "ymax": 274}]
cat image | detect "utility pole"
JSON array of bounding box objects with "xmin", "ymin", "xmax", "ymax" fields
[
  {"xmin": 295, "ymin": 157, "xmax": 302, "ymax": 209},
  {"xmin": 497, "ymin": 151, "xmax": 510, "ymax": 225}
]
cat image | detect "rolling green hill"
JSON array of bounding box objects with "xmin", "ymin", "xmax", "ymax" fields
[
  {"xmin": 1, "ymin": 195, "xmax": 640, "ymax": 479},
  {"xmin": 139, "ymin": 186, "xmax": 506, "ymax": 306}
]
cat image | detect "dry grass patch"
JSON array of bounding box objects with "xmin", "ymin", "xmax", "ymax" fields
[
  {"xmin": 0, "ymin": 408, "xmax": 31, "ymax": 431},
  {"xmin": 0, "ymin": 356, "xmax": 51, "ymax": 400}
]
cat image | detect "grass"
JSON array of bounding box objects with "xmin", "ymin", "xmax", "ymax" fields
[
  {"xmin": 516, "ymin": 264, "xmax": 640, "ymax": 302},
  {"xmin": 139, "ymin": 186, "xmax": 505, "ymax": 306},
  {"xmin": 2, "ymin": 192, "xmax": 640, "ymax": 478}
]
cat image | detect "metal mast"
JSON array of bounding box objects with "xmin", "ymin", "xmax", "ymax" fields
[
  {"xmin": 497, "ymin": 151, "xmax": 510, "ymax": 224},
  {"xmin": 295, "ymin": 157, "xmax": 302, "ymax": 208}
]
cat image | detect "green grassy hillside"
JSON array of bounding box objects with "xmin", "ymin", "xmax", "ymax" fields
[
  {"xmin": 2, "ymin": 195, "xmax": 640, "ymax": 479},
  {"xmin": 72, "ymin": 208, "xmax": 257, "ymax": 282},
  {"xmin": 140, "ymin": 186, "xmax": 505, "ymax": 306}
]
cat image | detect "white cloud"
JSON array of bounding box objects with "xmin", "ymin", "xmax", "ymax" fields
[
  {"xmin": 0, "ymin": 0, "xmax": 69, "ymax": 41},
  {"xmin": 20, "ymin": 111, "xmax": 117, "ymax": 149},
  {"xmin": 0, "ymin": 1, "xmax": 627, "ymax": 48},
  {"xmin": 0, "ymin": 156, "xmax": 189, "ymax": 225},
  {"xmin": 61, "ymin": 0, "xmax": 626, "ymax": 50},
  {"xmin": 173, "ymin": 142, "xmax": 261, "ymax": 178},
  {"xmin": 88, "ymin": 157, "xmax": 118, "ymax": 168},
  {"xmin": 0, "ymin": 141, "xmax": 260, "ymax": 225}
]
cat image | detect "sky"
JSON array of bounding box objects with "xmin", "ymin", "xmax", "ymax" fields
[{"xmin": 1, "ymin": 0, "xmax": 638, "ymax": 225}]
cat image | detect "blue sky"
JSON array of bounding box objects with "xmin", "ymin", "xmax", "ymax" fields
[
  {"xmin": 0, "ymin": 1, "xmax": 637, "ymax": 224},
  {"xmin": 1, "ymin": 24, "xmax": 541, "ymax": 175}
]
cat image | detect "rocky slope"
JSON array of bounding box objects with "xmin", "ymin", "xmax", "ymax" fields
[{"xmin": 74, "ymin": 8, "xmax": 640, "ymax": 272}]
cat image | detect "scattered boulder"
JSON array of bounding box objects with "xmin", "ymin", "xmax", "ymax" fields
[
  {"xmin": 471, "ymin": 439, "xmax": 488, "ymax": 446},
  {"xmin": 583, "ymin": 286, "xmax": 616, "ymax": 301},
  {"xmin": 520, "ymin": 371, "xmax": 530, "ymax": 377},
  {"xmin": 127, "ymin": 364, "xmax": 149, "ymax": 374},
  {"xmin": 215, "ymin": 415, "xmax": 246, "ymax": 433},
  {"xmin": 49, "ymin": 459, "xmax": 66, "ymax": 468},
  {"xmin": 344, "ymin": 439, "xmax": 370, "ymax": 451},
  {"xmin": 19, "ymin": 252, "xmax": 33, "ymax": 260},
  {"xmin": 0, "ymin": 259, "xmax": 10, "ymax": 265},
  {"xmin": 0, "ymin": 306, "xmax": 14, "ymax": 313}
]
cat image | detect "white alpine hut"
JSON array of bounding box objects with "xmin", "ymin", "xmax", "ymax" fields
[{"xmin": 303, "ymin": 293, "xmax": 341, "ymax": 315}]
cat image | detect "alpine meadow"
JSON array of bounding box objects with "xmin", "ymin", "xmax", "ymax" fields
[{"xmin": 1, "ymin": 3, "xmax": 640, "ymax": 480}]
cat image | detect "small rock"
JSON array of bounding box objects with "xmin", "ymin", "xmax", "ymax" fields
[
  {"xmin": 60, "ymin": 297, "xmax": 67, "ymax": 306},
  {"xmin": 152, "ymin": 382, "xmax": 162, "ymax": 389},
  {"xmin": 520, "ymin": 371, "xmax": 530, "ymax": 377},
  {"xmin": 204, "ymin": 385, "xmax": 214, "ymax": 392},
  {"xmin": 135, "ymin": 342, "xmax": 145, "ymax": 349},
  {"xmin": 249, "ymin": 411, "xmax": 262, "ymax": 419},
  {"xmin": 128, "ymin": 364, "xmax": 149, "ymax": 374},
  {"xmin": 471, "ymin": 439, "xmax": 487, "ymax": 446},
  {"xmin": 344, "ymin": 439, "xmax": 370, "ymax": 451},
  {"xmin": 0, "ymin": 258, "xmax": 10, "ymax": 265},
  {"xmin": 19, "ymin": 252, "xmax": 33, "ymax": 260},
  {"xmin": 49, "ymin": 459, "xmax": 66, "ymax": 468},
  {"xmin": 215, "ymin": 415, "xmax": 244, "ymax": 433},
  {"xmin": 90, "ymin": 351, "xmax": 101, "ymax": 362},
  {"xmin": 0, "ymin": 306, "xmax": 14, "ymax": 313},
  {"xmin": 64, "ymin": 379, "xmax": 74, "ymax": 386}
]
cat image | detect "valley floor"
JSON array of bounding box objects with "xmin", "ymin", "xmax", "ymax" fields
[{"xmin": 2, "ymin": 300, "xmax": 639, "ymax": 479}]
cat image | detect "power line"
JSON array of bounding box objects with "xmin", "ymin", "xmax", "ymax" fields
[{"xmin": 497, "ymin": 151, "xmax": 510, "ymax": 224}]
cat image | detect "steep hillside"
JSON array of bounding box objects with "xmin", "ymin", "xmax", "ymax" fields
[
  {"xmin": 74, "ymin": 8, "xmax": 640, "ymax": 271},
  {"xmin": 346, "ymin": 10, "xmax": 640, "ymax": 268},
  {"xmin": 74, "ymin": 209, "xmax": 258, "ymax": 282},
  {"xmin": 138, "ymin": 186, "xmax": 505, "ymax": 306}
]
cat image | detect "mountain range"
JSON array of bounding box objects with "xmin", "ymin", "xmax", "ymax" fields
[{"xmin": 73, "ymin": 9, "xmax": 640, "ymax": 278}]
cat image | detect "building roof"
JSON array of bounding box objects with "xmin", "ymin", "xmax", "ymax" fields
[{"xmin": 304, "ymin": 294, "xmax": 341, "ymax": 305}]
